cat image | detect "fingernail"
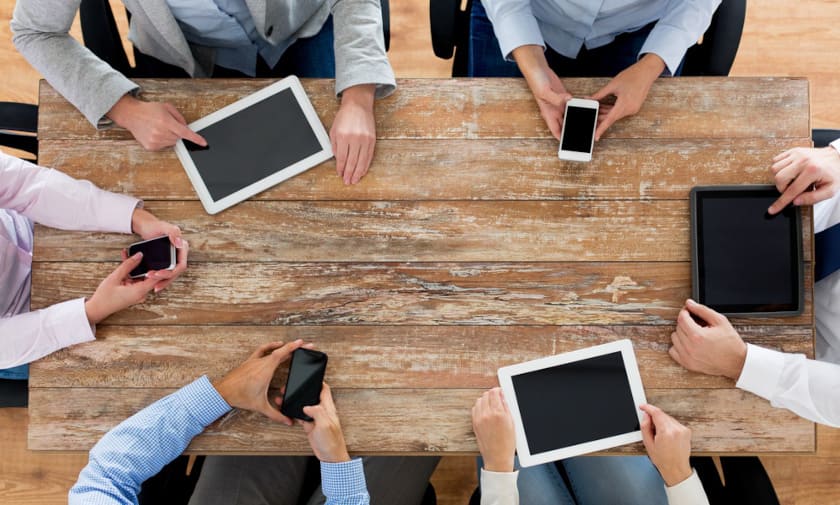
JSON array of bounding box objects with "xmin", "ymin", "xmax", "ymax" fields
[
  {"xmin": 134, "ymin": 252, "xmax": 143, "ymax": 259},
  {"xmin": 686, "ymin": 298, "xmax": 696, "ymax": 305}
]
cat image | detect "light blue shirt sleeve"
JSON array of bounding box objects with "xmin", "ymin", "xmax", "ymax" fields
[
  {"xmin": 638, "ymin": 0, "xmax": 721, "ymax": 75},
  {"xmin": 481, "ymin": 0, "xmax": 545, "ymax": 61},
  {"xmin": 321, "ymin": 458, "xmax": 370, "ymax": 505},
  {"xmin": 68, "ymin": 376, "xmax": 231, "ymax": 505}
]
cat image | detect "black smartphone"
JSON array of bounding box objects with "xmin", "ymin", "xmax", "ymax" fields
[
  {"xmin": 280, "ymin": 348, "xmax": 328, "ymax": 422},
  {"xmin": 127, "ymin": 235, "xmax": 177, "ymax": 279}
]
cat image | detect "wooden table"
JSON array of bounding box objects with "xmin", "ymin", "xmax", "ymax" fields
[{"xmin": 29, "ymin": 77, "xmax": 815, "ymax": 455}]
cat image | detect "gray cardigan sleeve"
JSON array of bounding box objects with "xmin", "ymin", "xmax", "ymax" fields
[
  {"xmin": 11, "ymin": 0, "xmax": 139, "ymax": 127},
  {"xmin": 330, "ymin": 0, "xmax": 396, "ymax": 99}
]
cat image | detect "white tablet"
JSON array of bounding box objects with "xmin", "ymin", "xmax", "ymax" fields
[
  {"xmin": 497, "ymin": 339, "xmax": 647, "ymax": 467},
  {"xmin": 174, "ymin": 76, "xmax": 333, "ymax": 214}
]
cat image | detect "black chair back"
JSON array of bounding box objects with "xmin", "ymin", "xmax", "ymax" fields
[{"xmin": 0, "ymin": 102, "xmax": 38, "ymax": 160}]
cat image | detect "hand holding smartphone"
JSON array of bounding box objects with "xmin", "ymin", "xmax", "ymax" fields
[
  {"xmin": 558, "ymin": 98, "xmax": 599, "ymax": 162},
  {"xmin": 281, "ymin": 348, "xmax": 329, "ymax": 421},
  {"xmin": 127, "ymin": 235, "xmax": 177, "ymax": 278}
]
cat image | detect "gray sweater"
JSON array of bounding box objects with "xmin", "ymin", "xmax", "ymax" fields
[{"xmin": 11, "ymin": 0, "xmax": 396, "ymax": 127}]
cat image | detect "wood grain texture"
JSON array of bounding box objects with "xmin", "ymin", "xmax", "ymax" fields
[
  {"xmin": 27, "ymin": 387, "xmax": 814, "ymax": 453},
  {"xmin": 33, "ymin": 199, "xmax": 809, "ymax": 263},
  {"xmin": 29, "ymin": 262, "xmax": 814, "ymax": 326},
  {"xmin": 28, "ymin": 325, "xmax": 814, "ymax": 390},
  {"xmin": 37, "ymin": 138, "xmax": 810, "ymax": 202},
  {"xmin": 36, "ymin": 78, "xmax": 810, "ymax": 141}
]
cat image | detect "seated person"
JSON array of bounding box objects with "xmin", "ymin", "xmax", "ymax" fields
[
  {"xmin": 670, "ymin": 140, "xmax": 840, "ymax": 427},
  {"xmin": 12, "ymin": 0, "xmax": 396, "ymax": 185},
  {"xmin": 0, "ymin": 151, "xmax": 187, "ymax": 377},
  {"xmin": 471, "ymin": 387, "xmax": 709, "ymax": 505},
  {"xmin": 69, "ymin": 340, "xmax": 374, "ymax": 504},
  {"xmin": 472, "ymin": 0, "xmax": 719, "ymax": 140}
]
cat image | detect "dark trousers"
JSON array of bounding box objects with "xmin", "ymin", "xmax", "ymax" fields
[{"xmin": 692, "ymin": 456, "xmax": 781, "ymax": 505}]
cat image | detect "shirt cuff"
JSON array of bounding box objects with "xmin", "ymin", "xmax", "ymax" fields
[
  {"xmin": 49, "ymin": 298, "xmax": 96, "ymax": 350},
  {"xmin": 492, "ymin": 11, "xmax": 545, "ymax": 61},
  {"xmin": 321, "ymin": 458, "xmax": 368, "ymax": 500},
  {"xmin": 664, "ymin": 470, "xmax": 710, "ymax": 505},
  {"xmin": 639, "ymin": 24, "xmax": 695, "ymax": 76},
  {"xmin": 92, "ymin": 190, "xmax": 141, "ymax": 234},
  {"xmin": 178, "ymin": 375, "xmax": 232, "ymax": 426},
  {"xmin": 830, "ymin": 138, "xmax": 840, "ymax": 156},
  {"xmin": 736, "ymin": 343, "xmax": 788, "ymax": 401},
  {"xmin": 480, "ymin": 468, "xmax": 519, "ymax": 502}
]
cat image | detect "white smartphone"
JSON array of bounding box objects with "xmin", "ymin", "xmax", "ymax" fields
[{"xmin": 558, "ymin": 98, "xmax": 599, "ymax": 162}]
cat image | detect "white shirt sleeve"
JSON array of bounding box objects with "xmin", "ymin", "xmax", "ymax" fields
[
  {"xmin": 736, "ymin": 343, "xmax": 840, "ymax": 427},
  {"xmin": 0, "ymin": 298, "xmax": 95, "ymax": 369},
  {"xmin": 830, "ymin": 138, "xmax": 840, "ymax": 155},
  {"xmin": 664, "ymin": 470, "xmax": 710, "ymax": 505},
  {"xmin": 480, "ymin": 468, "xmax": 519, "ymax": 505}
]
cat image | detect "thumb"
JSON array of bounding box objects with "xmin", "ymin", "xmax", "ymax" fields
[
  {"xmin": 591, "ymin": 80, "xmax": 618, "ymax": 102},
  {"xmin": 540, "ymin": 88, "xmax": 570, "ymax": 108},
  {"xmin": 685, "ymin": 299, "xmax": 724, "ymax": 326},
  {"xmin": 111, "ymin": 252, "xmax": 144, "ymax": 280},
  {"xmin": 639, "ymin": 411, "xmax": 655, "ymax": 451},
  {"xmin": 594, "ymin": 106, "xmax": 620, "ymax": 141}
]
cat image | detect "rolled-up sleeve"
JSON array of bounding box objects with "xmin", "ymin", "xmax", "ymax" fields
[
  {"xmin": 481, "ymin": 0, "xmax": 545, "ymax": 60},
  {"xmin": 330, "ymin": 0, "xmax": 396, "ymax": 98},
  {"xmin": 639, "ymin": 0, "xmax": 720, "ymax": 75}
]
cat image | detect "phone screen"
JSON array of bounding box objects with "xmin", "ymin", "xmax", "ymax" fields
[
  {"xmin": 281, "ymin": 348, "xmax": 328, "ymax": 421},
  {"xmin": 561, "ymin": 106, "xmax": 597, "ymax": 153},
  {"xmin": 127, "ymin": 236, "xmax": 175, "ymax": 278}
]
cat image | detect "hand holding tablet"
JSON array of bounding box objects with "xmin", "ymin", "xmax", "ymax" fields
[{"xmin": 497, "ymin": 339, "xmax": 647, "ymax": 466}]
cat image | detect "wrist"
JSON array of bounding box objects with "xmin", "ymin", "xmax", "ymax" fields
[
  {"xmin": 660, "ymin": 465, "xmax": 693, "ymax": 487},
  {"xmin": 131, "ymin": 208, "xmax": 152, "ymax": 235},
  {"xmin": 483, "ymin": 456, "xmax": 515, "ymax": 473},
  {"xmin": 727, "ymin": 341, "xmax": 748, "ymax": 380},
  {"xmin": 211, "ymin": 377, "xmax": 236, "ymax": 409},
  {"xmin": 106, "ymin": 94, "xmax": 140, "ymax": 127},
  {"xmin": 320, "ymin": 446, "xmax": 351, "ymax": 463},
  {"xmin": 84, "ymin": 298, "xmax": 107, "ymax": 325},
  {"xmin": 638, "ymin": 53, "xmax": 666, "ymax": 77},
  {"xmin": 340, "ymin": 84, "xmax": 375, "ymax": 109}
]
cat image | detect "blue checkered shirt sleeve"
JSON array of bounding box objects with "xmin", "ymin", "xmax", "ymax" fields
[
  {"xmin": 68, "ymin": 375, "xmax": 231, "ymax": 505},
  {"xmin": 321, "ymin": 458, "xmax": 370, "ymax": 505}
]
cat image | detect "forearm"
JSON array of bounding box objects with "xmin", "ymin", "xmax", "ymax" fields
[
  {"xmin": 0, "ymin": 299, "xmax": 94, "ymax": 368},
  {"xmin": 331, "ymin": 0, "xmax": 395, "ymax": 99},
  {"xmin": 0, "ymin": 153, "xmax": 139, "ymax": 232},
  {"xmin": 736, "ymin": 344, "xmax": 840, "ymax": 427},
  {"xmin": 11, "ymin": 0, "xmax": 138, "ymax": 126},
  {"xmin": 512, "ymin": 45, "xmax": 554, "ymax": 90},
  {"xmin": 69, "ymin": 376, "xmax": 231, "ymax": 505}
]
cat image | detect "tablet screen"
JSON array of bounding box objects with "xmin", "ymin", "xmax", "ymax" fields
[
  {"xmin": 510, "ymin": 351, "xmax": 640, "ymax": 455},
  {"xmin": 185, "ymin": 88, "xmax": 324, "ymax": 202},
  {"xmin": 695, "ymin": 188, "xmax": 800, "ymax": 313}
]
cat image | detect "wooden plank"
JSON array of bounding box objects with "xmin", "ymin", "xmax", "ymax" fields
[
  {"xmin": 37, "ymin": 138, "xmax": 810, "ymax": 202},
  {"xmin": 29, "ymin": 325, "xmax": 813, "ymax": 390},
  {"xmin": 27, "ymin": 387, "xmax": 814, "ymax": 453},
  {"xmin": 31, "ymin": 200, "xmax": 815, "ymax": 263},
  {"xmin": 29, "ymin": 262, "xmax": 814, "ymax": 326},
  {"xmin": 37, "ymin": 78, "xmax": 811, "ymax": 141}
]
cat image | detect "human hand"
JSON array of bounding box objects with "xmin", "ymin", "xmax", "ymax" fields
[
  {"xmin": 513, "ymin": 45, "xmax": 572, "ymax": 140},
  {"xmin": 331, "ymin": 84, "xmax": 377, "ymax": 185},
  {"xmin": 472, "ymin": 387, "xmax": 516, "ymax": 473},
  {"xmin": 768, "ymin": 146, "xmax": 840, "ymax": 214},
  {"xmin": 591, "ymin": 54, "xmax": 665, "ymax": 141},
  {"xmin": 298, "ymin": 382, "xmax": 351, "ymax": 463},
  {"xmin": 213, "ymin": 340, "xmax": 307, "ymax": 424},
  {"xmin": 85, "ymin": 252, "xmax": 160, "ymax": 324},
  {"xmin": 107, "ymin": 94, "xmax": 207, "ymax": 151},
  {"xmin": 669, "ymin": 299, "xmax": 747, "ymax": 379},
  {"xmin": 130, "ymin": 208, "xmax": 188, "ymax": 293},
  {"xmin": 639, "ymin": 404, "xmax": 693, "ymax": 487}
]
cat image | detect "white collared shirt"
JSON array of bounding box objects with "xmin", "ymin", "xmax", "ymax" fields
[{"xmin": 736, "ymin": 137, "xmax": 840, "ymax": 427}]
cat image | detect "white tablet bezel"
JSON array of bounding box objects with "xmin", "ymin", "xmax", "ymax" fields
[
  {"xmin": 174, "ymin": 76, "xmax": 333, "ymax": 215},
  {"xmin": 497, "ymin": 339, "xmax": 647, "ymax": 467}
]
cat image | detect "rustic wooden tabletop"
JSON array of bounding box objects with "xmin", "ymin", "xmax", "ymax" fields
[{"xmin": 29, "ymin": 77, "xmax": 815, "ymax": 455}]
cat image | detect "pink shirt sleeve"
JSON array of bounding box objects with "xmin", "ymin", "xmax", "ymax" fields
[
  {"xmin": 0, "ymin": 151, "xmax": 139, "ymax": 233},
  {"xmin": 0, "ymin": 298, "xmax": 95, "ymax": 368}
]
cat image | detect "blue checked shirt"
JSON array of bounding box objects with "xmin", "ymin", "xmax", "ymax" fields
[
  {"xmin": 69, "ymin": 376, "xmax": 370, "ymax": 505},
  {"xmin": 481, "ymin": 0, "xmax": 721, "ymax": 75}
]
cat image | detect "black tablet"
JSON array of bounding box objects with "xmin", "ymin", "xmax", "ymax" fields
[{"xmin": 690, "ymin": 185, "xmax": 804, "ymax": 316}]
